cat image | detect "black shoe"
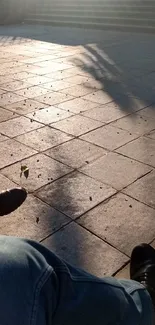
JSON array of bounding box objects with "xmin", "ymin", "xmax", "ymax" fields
[
  {"xmin": 130, "ymin": 244, "xmax": 155, "ymax": 306},
  {"xmin": 0, "ymin": 187, "xmax": 27, "ymax": 216}
]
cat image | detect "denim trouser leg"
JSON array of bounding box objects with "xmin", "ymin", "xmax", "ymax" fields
[{"xmin": 0, "ymin": 236, "xmax": 153, "ymax": 325}]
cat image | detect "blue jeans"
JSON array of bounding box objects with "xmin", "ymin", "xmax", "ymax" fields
[{"xmin": 0, "ymin": 235, "xmax": 153, "ymax": 325}]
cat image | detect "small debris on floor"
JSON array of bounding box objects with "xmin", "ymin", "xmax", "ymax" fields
[{"xmin": 36, "ymin": 217, "xmax": 39, "ymax": 224}]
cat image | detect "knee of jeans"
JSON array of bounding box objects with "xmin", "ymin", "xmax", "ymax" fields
[{"xmin": 0, "ymin": 236, "xmax": 52, "ymax": 325}]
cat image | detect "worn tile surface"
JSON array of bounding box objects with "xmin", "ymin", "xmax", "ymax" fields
[
  {"xmin": 0, "ymin": 107, "xmax": 18, "ymax": 122},
  {"xmin": 15, "ymin": 86, "xmax": 50, "ymax": 98},
  {"xmin": 35, "ymin": 91, "xmax": 73, "ymax": 106},
  {"xmin": 0, "ymin": 139, "xmax": 36, "ymax": 169},
  {"xmin": 16, "ymin": 126, "xmax": 72, "ymax": 151},
  {"xmin": 78, "ymin": 193, "xmax": 155, "ymax": 256},
  {"xmin": 82, "ymin": 90, "xmax": 113, "ymax": 105},
  {"xmin": 37, "ymin": 171, "xmax": 116, "ymax": 219},
  {"xmin": 80, "ymin": 152, "xmax": 151, "ymax": 190},
  {"xmin": 0, "ymin": 116, "xmax": 42, "ymax": 137},
  {"xmin": 61, "ymin": 84, "xmax": 94, "ymax": 97},
  {"xmin": 117, "ymin": 136, "xmax": 155, "ymax": 167},
  {"xmin": 82, "ymin": 101, "xmax": 143, "ymax": 123},
  {"xmin": 81, "ymin": 125, "xmax": 137, "ymax": 150},
  {"xmin": 0, "ymin": 80, "xmax": 32, "ymax": 92},
  {"xmin": 52, "ymin": 115, "xmax": 103, "ymax": 136},
  {"xmin": 46, "ymin": 138, "xmax": 106, "ymax": 168},
  {"xmin": 57, "ymin": 97, "xmax": 98, "ymax": 113},
  {"xmin": 43, "ymin": 222, "xmax": 128, "ymax": 277},
  {"xmin": 0, "ymin": 194, "xmax": 70, "ymax": 240},
  {"xmin": 111, "ymin": 114, "xmax": 155, "ymax": 136},
  {"xmin": 1, "ymin": 25, "xmax": 155, "ymax": 276},
  {"xmin": 2, "ymin": 153, "xmax": 72, "ymax": 192},
  {"xmin": 0, "ymin": 92, "xmax": 26, "ymax": 106},
  {"xmin": 5, "ymin": 99, "xmax": 49, "ymax": 115},
  {"xmin": 123, "ymin": 170, "xmax": 155, "ymax": 209},
  {"xmin": 27, "ymin": 107, "xmax": 73, "ymax": 125}
]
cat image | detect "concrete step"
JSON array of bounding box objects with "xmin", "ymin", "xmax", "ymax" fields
[
  {"xmin": 26, "ymin": 14, "xmax": 155, "ymax": 26},
  {"xmin": 24, "ymin": 18, "xmax": 155, "ymax": 33},
  {"xmin": 30, "ymin": 9, "xmax": 155, "ymax": 19},
  {"xmin": 34, "ymin": 0, "xmax": 155, "ymax": 3},
  {"xmin": 25, "ymin": 0, "xmax": 155, "ymax": 31},
  {"xmin": 32, "ymin": 3, "xmax": 155, "ymax": 10}
]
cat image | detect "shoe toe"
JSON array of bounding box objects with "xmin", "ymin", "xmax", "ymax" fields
[{"xmin": 130, "ymin": 244, "xmax": 155, "ymax": 279}]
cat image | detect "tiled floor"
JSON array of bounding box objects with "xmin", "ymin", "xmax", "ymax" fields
[{"xmin": 1, "ymin": 24, "xmax": 155, "ymax": 277}]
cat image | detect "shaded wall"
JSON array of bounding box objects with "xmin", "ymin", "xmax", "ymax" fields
[{"xmin": 0, "ymin": 0, "xmax": 32, "ymax": 24}]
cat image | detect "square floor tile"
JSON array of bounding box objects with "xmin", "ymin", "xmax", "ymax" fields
[
  {"xmin": 35, "ymin": 92, "xmax": 73, "ymax": 106},
  {"xmin": 0, "ymin": 89, "xmax": 6, "ymax": 95},
  {"xmin": 43, "ymin": 222, "xmax": 127, "ymax": 277},
  {"xmin": 2, "ymin": 65, "xmax": 30, "ymax": 76},
  {"xmin": 123, "ymin": 170, "xmax": 155, "ymax": 209},
  {"xmin": 44, "ymin": 69, "xmax": 77, "ymax": 80},
  {"xmin": 81, "ymin": 125, "xmax": 137, "ymax": 150},
  {"xmin": 80, "ymin": 152, "xmax": 151, "ymax": 190},
  {"xmin": 0, "ymin": 75, "xmax": 15, "ymax": 84},
  {"xmin": 57, "ymin": 97, "xmax": 98, "ymax": 114},
  {"xmin": 117, "ymin": 137, "xmax": 155, "ymax": 167},
  {"xmin": 29, "ymin": 67, "xmax": 66, "ymax": 75},
  {"xmin": 65, "ymin": 75, "xmax": 89, "ymax": 85},
  {"xmin": 0, "ymin": 139, "xmax": 36, "ymax": 169},
  {"xmin": 16, "ymin": 126, "xmax": 72, "ymax": 151},
  {"xmin": 15, "ymin": 86, "xmax": 50, "ymax": 98},
  {"xmin": 0, "ymin": 173, "xmax": 17, "ymax": 191},
  {"xmin": 46, "ymin": 138, "xmax": 106, "ymax": 168},
  {"xmin": 146, "ymin": 129, "xmax": 155, "ymax": 140},
  {"xmin": 0, "ymin": 116, "xmax": 42, "ymax": 137},
  {"xmin": 0, "ymin": 134, "xmax": 8, "ymax": 142},
  {"xmin": 52, "ymin": 115, "xmax": 102, "ymax": 136},
  {"xmin": 0, "ymin": 194, "xmax": 70, "ymax": 240},
  {"xmin": 82, "ymin": 78, "xmax": 104, "ymax": 90},
  {"xmin": 0, "ymin": 92, "xmax": 25, "ymax": 106},
  {"xmin": 10, "ymin": 71, "xmax": 36, "ymax": 80},
  {"xmin": 61, "ymin": 85, "xmax": 94, "ymax": 97},
  {"xmin": 24, "ymin": 75, "xmax": 53, "ymax": 86},
  {"xmin": 37, "ymin": 171, "xmax": 116, "ymax": 219},
  {"xmin": 111, "ymin": 114, "xmax": 155, "ymax": 136},
  {"xmin": 2, "ymin": 153, "xmax": 72, "ymax": 192},
  {"xmin": 0, "ymin": 80, "xmax": 32, "ymax": 92},
  {"xmin": 36, "ymin": 61, "xmax": 72, "ymax": 71},
  {"xmin": 42, "ymin": 80, "xmax": 72, "ymax": 91},
  {"xmin": 21, "ymin": 55, "xmax": 57, "ymax": 64},
  {"xmin": 0, "ymin": 107, "xmax": 18, "ymax": 122},
  {"xmin": 5, "ymin": 99, "xmax": 49, "ymax": 115},
  {"xmin": 82, "ymin": 90, "xmax": 113, "ymax": 105},
  {"xmin": 138, "ymin": 105, "xmax": 155, "ymax": 119},
  {"xmin": 115, "ymin": 264, "xmax": 130, "ymax": 279},
  {"xmin": 78, "ymin": 193, "xmax": 155, "ymax": 256},
  {"xmin": 82, "ymin": 102, "xmax": 134, "ymax": 123},
  {"xmin": 0, "ymin": 61, "xmax": 23, "ymax": 70},
  {"xmin": 27, "ymin": 106, "xmax": 73, "ymax": 125}
]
